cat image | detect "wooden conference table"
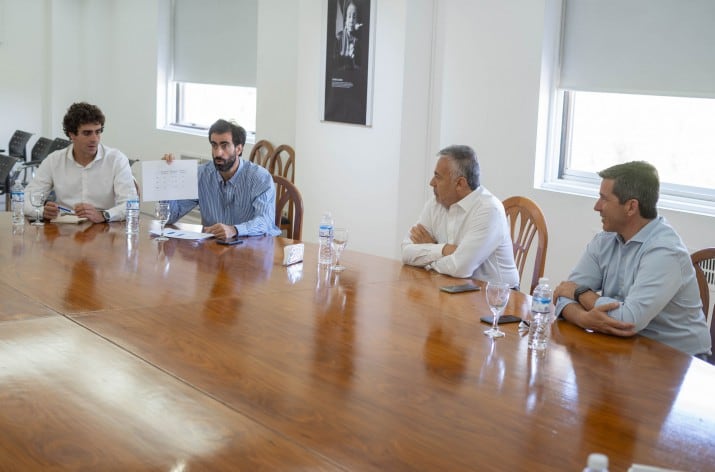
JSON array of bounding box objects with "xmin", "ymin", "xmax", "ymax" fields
[{"xmin": 0, "ymin": 214, "xmax": 713, "ymax": 471}]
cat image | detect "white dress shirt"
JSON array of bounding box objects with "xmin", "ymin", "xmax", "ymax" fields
[
  {"xmin": 23, "ymin": 144, "xmax": 136, "ymax": 221},
  {"xmin": 401, "ymin": 186, "xmax": 519, "ymax": 286}
]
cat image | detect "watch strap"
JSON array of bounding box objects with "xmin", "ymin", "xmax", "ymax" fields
[{"xmin": 573, "ymin": 285, "xmax": 590, "ymax": 304}]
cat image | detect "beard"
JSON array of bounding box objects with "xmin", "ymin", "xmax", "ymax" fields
[{"xmin": 213, "ymin": 153, "xmax": 237, "ymax": 173}]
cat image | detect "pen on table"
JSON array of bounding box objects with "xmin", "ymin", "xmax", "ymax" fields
[{"xmin": 58, "ymin": 205, "xmax": 75, "ymax": 215}]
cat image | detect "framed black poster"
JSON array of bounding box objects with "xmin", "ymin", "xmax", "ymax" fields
[{"xmin": 323, "ymin": 0, "xmax": 375, "ymax": 126}]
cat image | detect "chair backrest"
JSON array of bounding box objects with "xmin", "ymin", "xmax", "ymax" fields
[
  {"xmin": 8, "ymin": 130, "xmax": 33, "ymax": 161},
  {"xmin": 30, "ymin": 137, "xmax": 54, "ymax": 163},
  {"xmin": 690, "ymin": 247, "xmax": 715, "ymax": 358},
  {"xmin": 273, "ymin": 174, "xmax": 303, "ymax": 240},
  {"xmin": 249, "ymin": 139, "xmax": 274, "ymax": 167},
  {"xmin": 48, "ymin": 137, "xmax": 71, "ymax": 153},
  {"xmin": 502, "ymin": 196, "xmax": 548, "ymax": 294},
  {"xmin": 268, "ymin": 144, "xmax": 295, "ymax": 183}
]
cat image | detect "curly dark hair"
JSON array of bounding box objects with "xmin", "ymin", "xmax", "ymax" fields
[{"xmin": 62, "ymin": 102, "xmax": 106, "ymax": 137}]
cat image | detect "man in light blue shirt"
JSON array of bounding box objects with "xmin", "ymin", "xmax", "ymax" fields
[
  {"xmin": 554, "ymin": 161, "xmax": 711, "ymax": 357},
  {"xmin": 164, "ymin": 119, "xmax": 281, "ymax": 239}
]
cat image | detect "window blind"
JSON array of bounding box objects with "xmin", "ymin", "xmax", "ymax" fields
[
  {"xmin": 173, "ymin": 0, "xmax": 257, "ymax": 87},
  {"xmin": 559, "ymin": 0, "xmax": 715, "ymax": 98}
]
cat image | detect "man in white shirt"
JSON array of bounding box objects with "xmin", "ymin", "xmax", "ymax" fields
[
  {"xmin": 401, "ymin": 145, "xmax": 519, "ymax": 286},
  {"xmin": 23, "ymin": 102, "xmax": 135, "ymax": 223}
]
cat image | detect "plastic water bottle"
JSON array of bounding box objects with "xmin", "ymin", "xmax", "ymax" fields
[
  {"xmin": 125, "ymin": 189, "xmax": 140, "ymax": 234},
  {"xmin": 528, "ymin": 277, "xmax": 553, "ymax": 351},
  {"xmin": 11, "ymin": 181, "xmax": 25, "ymax": 234},
  {"xmin": 318, "ymin": 211, "xmax": 334, "ymax": 265},
  {"xmin": 583, "ymin": 453, "xmax": 609, "ymax": 471}
]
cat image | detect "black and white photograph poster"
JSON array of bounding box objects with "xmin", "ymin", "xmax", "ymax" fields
[{"xmin": 323, "ymin": 0, "xmax": 374, "ymax": 125}]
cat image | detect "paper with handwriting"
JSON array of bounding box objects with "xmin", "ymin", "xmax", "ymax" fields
[{"xmin": 141, "ymin": 160, "xmax": 198, "ymax": 201}]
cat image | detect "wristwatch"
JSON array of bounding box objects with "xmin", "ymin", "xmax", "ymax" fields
[
  {"xmin": 101, "ymin": 210, "xmax": 111, "ymax": 222},
  {"xmin": 573, "ymin": 285, "xmax": 591, "ymax": 304}
]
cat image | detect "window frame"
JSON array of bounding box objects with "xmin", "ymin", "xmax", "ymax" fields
[{"xmin": 538, "ymin": 0, "xmax": 715, "ymax": 217}]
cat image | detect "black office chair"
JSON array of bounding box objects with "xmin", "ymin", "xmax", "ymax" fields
[
  {"xmin": 48, "ymin": 137, "xmax": 71, "ymax": 153},
  {"xmin": 0, "ymin": 154, "xmax": 22, "ymax": 211},
  {"xmin": 20, "ymin": 137, "xmax": 55, "ymax": 185},
  {"xmin": 0, "ymin": 131, "xmax": 32, "ymax": 200},
  {"xmin": 5, "ymin": 130, "xmax": 33, "ymax": 161}
]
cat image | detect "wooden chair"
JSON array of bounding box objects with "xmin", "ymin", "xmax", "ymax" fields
[
  {"xmin": 248, "ymin": 139, "xmax": 274, "ymax": 167},
  {"xmin": 268, "ymin": 144, "xmax": 295, "ymax": 183},
  {"xmin": 503, "ymin": 196, "xmax": 548, "ymax": 294},
  {"xmin": 691, "ymin": 247, "xmax": 715, "ymax": 363},
  {"xmin": 273, "ymin": 174, "xmax": 303, "ymax": 240}
]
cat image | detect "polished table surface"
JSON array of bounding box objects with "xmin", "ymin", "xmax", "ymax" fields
[{"xmin": 1, "ymin": 214, "xmax": 714, "ymax": 471}]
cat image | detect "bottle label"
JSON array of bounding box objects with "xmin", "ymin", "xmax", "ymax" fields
[
  {"xmin": 319, "ymin": 225, "xmax": 333, "ymax": 238},
  {"xmin": 531, "ymin": 296, "xmax": 551, "ymax": 313}
]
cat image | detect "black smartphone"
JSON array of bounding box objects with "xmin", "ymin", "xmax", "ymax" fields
[
  {"xmin": 440, "ymin": 283, "xmax": 481, "ymax": 294},
  {"xmin": 479, "ymin": 315, "xmax": 521, "ymax": 324},
  {"xmin": 216, "ymin": 238, "xmax": 244, "ymax": 246}
]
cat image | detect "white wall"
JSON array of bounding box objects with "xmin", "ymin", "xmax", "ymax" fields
[{"xmin": 1, "ymin": 0, "xmax": 712, "ymax": 288}]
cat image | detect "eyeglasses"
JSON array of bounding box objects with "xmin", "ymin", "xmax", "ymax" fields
[{"xmin": 79, "ymin": 127, "xmax": 104, "ymax": 137}]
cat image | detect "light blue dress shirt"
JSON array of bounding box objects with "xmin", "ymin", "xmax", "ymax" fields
[
  {"xmin": 555, "ymin": 217, "xmax": 711, "ymax": 356},
  {"xmin": 167, "ymin": 159, "xmax": 281, "ymax": 237}
]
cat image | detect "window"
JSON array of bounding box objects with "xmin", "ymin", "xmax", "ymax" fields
[
  {"xmin": 539, "ymin": 0, "xmax": 715, "ymax": 215},
  {"xmin": 159, "ymin": 0, "xmax": 258, "ymax": 137},
  {"xmin": 561, "ymin": 91, "xmax": 715, "ymax": 200},
  {"xmin": 172, "ymin": 82, "xmax": 257, "ymax": 138}
]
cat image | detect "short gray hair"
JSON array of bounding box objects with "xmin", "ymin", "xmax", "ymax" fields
[{"xmin": 438, "ymin": 145, "xmax": 480, "ymax": 190}]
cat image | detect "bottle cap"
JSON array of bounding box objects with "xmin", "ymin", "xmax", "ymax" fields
[
  {"xmin": 538, "ymin": 277, "xmax": 549, "ymax": 284},
  {"xmin": 587, "ymin": 453, "xmax": 608, "ymax": 469}
]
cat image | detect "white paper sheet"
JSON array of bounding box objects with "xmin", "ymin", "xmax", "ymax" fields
[
  {"xmin": 141, "ymin": 160, "xmax": 199, "ymax": 201},
  {"xmin": 149, "ymin": 228, "xmax": 214, "ymax": 240}
]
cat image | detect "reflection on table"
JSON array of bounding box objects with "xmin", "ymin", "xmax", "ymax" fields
[{"xmin": 0, "ymin": 214, "xmax": 713, "ymax": 471}]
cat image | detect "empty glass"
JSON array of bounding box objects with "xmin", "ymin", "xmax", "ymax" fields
[
  {"xmin": 154, "ymin": 201, "xmax": 170, "ymax": 241},
  {"xmin": 484, "ymin": 281, "xmax": 511, "ymax": 338},
  {"xmin": 332, "ymin": 228, "xmax": 348, "ymax": 271},
  {"xmin": 30, "ymin": 191, "xmax": 45, "ymax": 226}
]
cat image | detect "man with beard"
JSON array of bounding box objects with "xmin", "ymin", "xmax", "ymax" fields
[
  {"xmin": 163, "ymin": 119, "xmax": 280, "ymax": 239},
  {"xmin": 23, "ymin": 102, "xmax": 136, "ymax": 223},
  {"xmin": 400, "ymin": 145, "xmax": 519, "ymax": 286},
  {"xmin": 553, "ymin": 161, "xmax": 710, "ymax": 357}
]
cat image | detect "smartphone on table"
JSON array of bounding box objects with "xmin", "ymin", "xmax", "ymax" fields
[
  {"xmin": 479, "ymin": 315, "xmax": 521, "ymax": 324},
  {"xmin": 439, "ymin": 283, "xmax": 481, "ymax": 294},
  {"xmin": 216, "ymin": 238, "xmax": 244, "ymax": 246}
]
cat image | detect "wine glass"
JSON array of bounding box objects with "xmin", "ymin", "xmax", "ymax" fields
[
  {"xmin": 154, "ymin": 201, "xmax": 170, "ymax": 241},
  {"xmin": 30, "ymin": 191, "xmax": 45, "ymax": 226},
  {"xmin": 484, "ymin": 281, "xmax": 511, "ymax": 338},
  {"xmin": 332, "ymin": 228, "xmax": 348, "ymax": 271}
]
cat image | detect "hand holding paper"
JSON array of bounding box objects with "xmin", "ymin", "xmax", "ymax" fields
[{"xmin": 141, "ymin": 159, "xmax": 199, "ymax": 202}]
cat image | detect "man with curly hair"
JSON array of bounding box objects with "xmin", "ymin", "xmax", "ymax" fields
[{"xmin": 23, "ymin": 102, "xmax": 136, "ymax": 223}]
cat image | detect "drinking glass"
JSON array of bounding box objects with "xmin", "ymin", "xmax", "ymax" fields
[
  {"xmin": 332, "ymin": 227, "xmax": 348, "ymax": 271},
  {"xmin": 484, "ymin": 281, "xmax": 511, "ymax": 338},
  {"xmin": 154, "ymin": 201, "xmax": 170, "ymax": 241},
  {"xmin": 30, "ymin": 191, "xmax": 45, "ymax": 226}
]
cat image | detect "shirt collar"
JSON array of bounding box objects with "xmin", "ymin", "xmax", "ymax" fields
[
  {"xmin": 453, "ymin": 186, "xmax": 484, "ymax": 212},
  {"xmin": 626, "ymin": 216, "xmax": 663, "ymax": 244},
  {"xmin": 212, "ymin": 158, "xmax": 244, "ymax": 186},
  {"xmin": 65, "ymin": 144, "xmax": 105, "ymax": 167}
]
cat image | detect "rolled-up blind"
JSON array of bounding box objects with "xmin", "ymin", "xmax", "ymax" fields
[
  {"xmin": 173, "ymin": 0, "xmax": 257, "ymax": 87},
  {"xmin": 559, "ymin": 0, "xmax": 715, "ymax": 98}
]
